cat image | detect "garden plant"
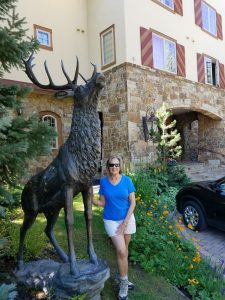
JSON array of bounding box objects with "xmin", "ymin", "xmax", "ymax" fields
[{"xmin": 129, "ymin": 164, "xmax": 225, "ymax": 300}]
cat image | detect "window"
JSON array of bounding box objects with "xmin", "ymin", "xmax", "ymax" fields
[
  {"xmin": 202, "ymin": 2, "xmax": 217, "ymax": 36},
  {"xmin": 195, "ymin": 0, "xmax": 222, "ymax": 39},
  {"xmin": 100, "ymin": 25, "xmax": 116, "ymax": 69},
  {"xmin": 42, "ymin": 115, "xmax": 58, "ymax": 149},
  {"xmin": 34, "ymin": 24, "xmax": 53, "ymax": 51},
  {"xmin": 152, "ymin": 33, "xmax": 177, "ymax": 74},
  {"xmin": 152, "ymin": 0, "xmax": 183, "ymax": 15},
  {"xmin": 160, "ymin": 0, "xmax": 174, "ymax": 9},
  {"xmin": 204, "ymin": 56, "xmax": 219, "ymax": 86}
]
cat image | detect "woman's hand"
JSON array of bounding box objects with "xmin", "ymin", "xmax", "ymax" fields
[
  {"xmin": 116, "ymin": 221, "xmax": 128, "ymax": 235},
  {"xmin": 92, "ymin": 194, "xmax": 105, "ymax": 207}
]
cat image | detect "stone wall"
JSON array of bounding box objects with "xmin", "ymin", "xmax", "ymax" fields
[
  {"xmin": 101, "ymin": 63, "xmax": 225, "ymax": 168},
  {"xmin": 22, "ymin": 91, "xmax": 74, "ymax": 180},
  {"xmin": 25, "ymin": 62, "xmax": 225, "ymax": 177}
]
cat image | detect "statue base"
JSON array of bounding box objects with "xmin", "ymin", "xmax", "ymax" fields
[{"xmin": 15, "ymin": 258, "xmax": 110, "ymax": 299}]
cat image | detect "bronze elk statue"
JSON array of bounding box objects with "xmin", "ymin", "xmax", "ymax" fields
[{"xmin": 17, "ymin": 53, "xmax": 105, "ymax": 275}]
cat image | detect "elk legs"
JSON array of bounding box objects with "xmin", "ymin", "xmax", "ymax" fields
[
  {"xmin": 64, "ymin": 187, "xmax": 79, "ymax": 276},
  {"xmin": 17, "ymin": 213, "xmax": 38, "ymax": 270},
  {"xmin": 82, "ymin": 186, "xmax": 98, "ymax": 265},
  {"xmin": 44, "ymin": 210, "xmax": 69, "ymax": 263}
]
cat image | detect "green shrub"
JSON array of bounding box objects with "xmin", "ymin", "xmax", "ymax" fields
[
  {"xmin": 130, "ymin": 176, "xmax": 225, "ymax": 300},
  {"xmin": 129, "ymin": 163, "xmax": 189, "ymax": 208},
  {"xmin": 0, "ymin": 212, "xmax": 48, "ymax": 260},
  {"xmin": 0, "ymin": 283, "xmax": 17, "ymax": 300},
  {"xmin": 0, "ymin": 185, "xmax": 22, "ymax": 218},
  {"xmin": 165, "ymin": 164, "xmax": 190, "ymax": 189}
]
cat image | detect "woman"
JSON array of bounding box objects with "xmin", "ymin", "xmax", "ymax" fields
[{"xmin": 92, "ymin": 155, "xmax": 136, "ymax": 300}]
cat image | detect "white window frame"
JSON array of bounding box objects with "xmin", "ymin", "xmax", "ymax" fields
[
  {"xmin": 42, "ymin": 115, "xmax": 58, "ymax": 149},
  {"xmin": 204, "ymin": 56, "xmax": 219, "ymax": 86},
  {"xmin": 201, "ymin": 2, "xmax": 217, "ymax": 36},
  {"xmin": 152, "ymin": 33, "xmax": 177, "ymax": 74},
  {"xmin": 34, "ymin": 24, "xmax": 53, "ymax": 51},
  {"xmin": 160, "ymin": 0, "xmax": 174, "ymax": 9},
  {"xmin": 100, "ymin": 25, "xmax": 116, "ymax": 69}
]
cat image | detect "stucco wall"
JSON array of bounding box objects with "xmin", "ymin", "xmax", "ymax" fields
[
  {"xmin": 87, "ymin": 0, "xmax": 225, "ymax": 83},
  {"xmin": 3, "ymin": 0, "xmax": 91, "ymax": 84}
]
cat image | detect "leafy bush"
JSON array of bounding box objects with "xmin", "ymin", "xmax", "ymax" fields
[
  {"xmin": 0, "ymin": 283, "xmax": 17, "ymax": 300},
  {"xmin": 0, "ymin": 212, "xmax": 48, "ymax": 260},
  {"xmin": 0, "ymin": 185, "xmax": 22, "ymax": 218},
  {"xmin": 130, "ymin": 170, "xmax": 225, "ymax": 300},
  {"xmin": 130, "ymin": 163, "xmax": 190, "ymax": 202},
  {"xmin": 166, "ymin": 164, "xmax": 190, "ymax": 189}
]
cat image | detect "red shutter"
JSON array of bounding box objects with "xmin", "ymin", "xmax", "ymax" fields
[
  {"xmin": 217, "ymin": 13, "xmax": 223, "ymax": 40},
  {"xmin": 140, "ymin": 27, "xmax": 153, "ymax": 68},
  {"xmin": 197, "ymin": 53, "xmax": 205, "ymax": 83},
  {"xmin": 176, "ymin": 43, "xmax": 186, "ymax": 77},
  {"xmin": 194, "ymin": 0, "xmax": 202, "ymax": 27},
  {"xmin": 219, "ymin": 63, "xmax": 225, "ymax": 89},
  {"xmin": 174, "ymin": 0, "xmax": 183, "ymax": 16}
]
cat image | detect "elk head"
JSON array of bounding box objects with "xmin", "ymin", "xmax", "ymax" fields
[{"xmin": 23, "ymin": 53, "xmax": 105, "ymax": 109}]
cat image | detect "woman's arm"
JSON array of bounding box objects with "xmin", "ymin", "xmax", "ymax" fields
[
  {"xmin": 92, "ymin": 194, "xmax": 106, "ymax": 207},
  {"xmin": 116, "ymin": 192, "xmax": 136, "ymax": 234},
  {"xmin": 123, "ymin": 192, "xmax": 136, "ymax": 225}
]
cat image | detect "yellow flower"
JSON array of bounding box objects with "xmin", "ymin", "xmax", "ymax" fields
[
  {"xmin": 168, "ymin": 225, "xmax": 173, "ymax": 229},
  {"xmin": 175, "ymin": 223, "xmax": 184, "ymax": 232},
  {"xmin": 147, "ymin": 211, "xmax": 153, "ymax": 217},
  {"xmin": 162, "ymin": 210, "xmax": 169, "ymax": 215},
  {"xmin": 188, "ymin": 278, "xmax": 199, "ymax": 285},
  {"xmin": 187, "ymin": 223, "xmax": 193, "ymax": 230},
  {"xmin": 188, "ymin": 264, "xmax": 194, "ymax": 269},
  {"xmin": 168, "ymin": 231, "xmax": 172, "ymax": 235},
  {"xmin": 193, "ymin": 255, "xmax": 201, "ymax": 263}
]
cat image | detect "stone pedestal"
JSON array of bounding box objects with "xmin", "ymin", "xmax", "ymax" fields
[{"xmin": 15, "ymin": 259, "xmax": 110, "ymax": 299}]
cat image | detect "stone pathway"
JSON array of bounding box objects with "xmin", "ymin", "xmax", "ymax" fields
[{"xmin": 176, "ymin": 212, "xmax": 225, "ymax": 272}]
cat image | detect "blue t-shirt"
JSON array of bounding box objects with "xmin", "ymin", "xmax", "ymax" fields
[{"xmin": 99, "ymin": 175, "xmax": 136, "ymax": 221}]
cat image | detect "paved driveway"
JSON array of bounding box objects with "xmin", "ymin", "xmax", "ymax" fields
[{"xmin": 176, "ymin": 212, "xmax": 225, "ymax": 271}]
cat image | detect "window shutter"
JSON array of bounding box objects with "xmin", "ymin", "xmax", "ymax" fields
[
  {"xmin": 194, "ymin": 0, "xmax": 202, "ymax": 27},
  {"xmin": 140, "ymin": 27, "xmax": 153, "ymax": 68},
  {"xmin": 174, "ymin": 0, "xmax": 183, "ymax": 16},
  {"xmin": 217, "ymin": 13, "xmax": 223, "ymax": 40},
  {"xmin": 219, "ymin": 63, "xmax": 225, "ymax": 89},
  {"xmin": 197, "ymin": 53, "xmax": 205, "ymax": 83},
  {"xmin": 176, "ymin": 43, "xmax": 185, "ymax": 77}
]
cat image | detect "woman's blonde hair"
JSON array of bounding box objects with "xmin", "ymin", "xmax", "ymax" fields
[{"xmin": 106, "ymin": 155, "xmax": 123, "ymax": 174}]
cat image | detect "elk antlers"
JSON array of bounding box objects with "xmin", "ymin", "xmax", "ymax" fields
[{"xmin": 23, "ymin": 52, "xmax": 79, "ymax": 91}]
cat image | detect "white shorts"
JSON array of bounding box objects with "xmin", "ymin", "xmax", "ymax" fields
[{"xmin": 103, "ymin": 214, "xmax": 136, "ymax": 237}]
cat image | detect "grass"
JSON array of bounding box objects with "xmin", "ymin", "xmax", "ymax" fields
[{"xmin": 7, "ymin": 193, "xmax": 188, "ymax": 299}]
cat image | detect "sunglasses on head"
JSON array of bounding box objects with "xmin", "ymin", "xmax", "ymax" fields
[{"xmin": 109, "ymin": 163, "xmax": 120, "ymax": 168}]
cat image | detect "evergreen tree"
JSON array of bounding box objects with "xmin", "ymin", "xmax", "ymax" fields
[
  {"xmin": 0, "ymin": 0, "xmax": 38, "ymax": 76},
  {"xmin": 152, "ymin": 103, "xmax": 182, "ymax": 164},
  {"xmin": 0, "ymin": 0, "xmax": 56, "ymax": 216}
]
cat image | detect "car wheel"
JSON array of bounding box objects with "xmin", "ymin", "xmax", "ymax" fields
[{"xmin": 183, "ymin": 200, "xmax": 207, "ymax": 231}]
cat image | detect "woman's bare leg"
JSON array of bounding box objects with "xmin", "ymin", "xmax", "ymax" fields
[{"xmin": 111, "ymin": 234, "xmax": 129, "ymax": 277}]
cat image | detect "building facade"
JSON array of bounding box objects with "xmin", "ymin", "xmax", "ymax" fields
[{"xmin": 2, "ymin": 0, "xmax": 225, "ymax": 175}]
